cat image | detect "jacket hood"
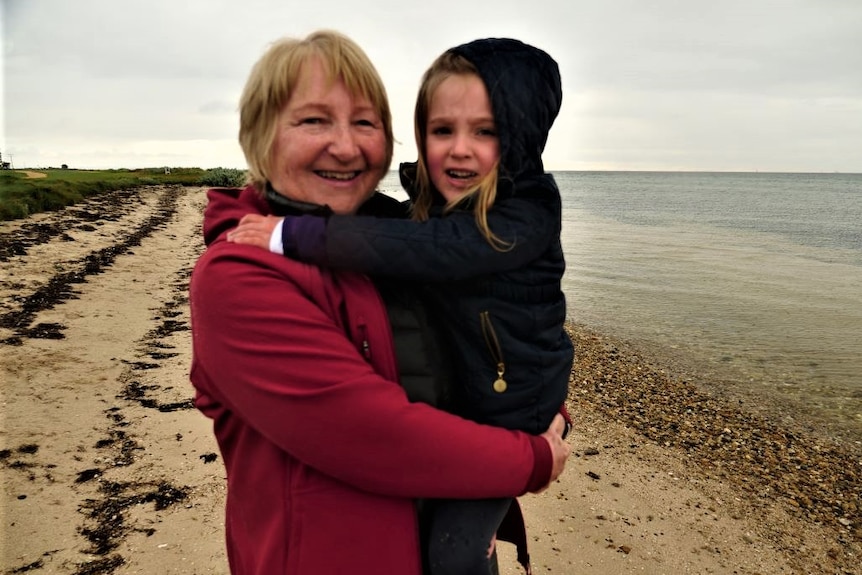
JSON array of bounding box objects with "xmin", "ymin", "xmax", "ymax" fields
[
  {"xmin": 450, "ymin": 38, "xmax": 562, "ymax": 182},
  {"xmin": 202, "ymin": 187, "xmax": 268, "ymax": 246}
]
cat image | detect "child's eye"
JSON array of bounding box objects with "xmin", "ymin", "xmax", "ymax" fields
[
  {"xmin": 478, "ymin": 127, "xmax": 497, "ymax": 137},
  {"xmin": 431, "ymin": 126, "xmax": 452, "ymax": 136}
]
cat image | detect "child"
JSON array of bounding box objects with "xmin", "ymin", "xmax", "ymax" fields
[{"xmin": 230, "ymin": 38, "xmax": 572, "ymax": 575}]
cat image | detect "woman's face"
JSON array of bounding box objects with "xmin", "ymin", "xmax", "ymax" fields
[
  {"xmin": 424, "ymin": 73, "xmax": 499, "ymax": 203},
  {"xmin": 269, "ymin": 58, "xmax": 388, "ymax": 214}
]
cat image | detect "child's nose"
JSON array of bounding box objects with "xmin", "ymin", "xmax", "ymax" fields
[{"xmin": 450, "ymin": 133, "xmax": 471, "ymax": 157}]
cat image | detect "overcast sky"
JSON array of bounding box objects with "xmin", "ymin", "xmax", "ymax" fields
[{"xmin": 2, "ymin": 0, "xmax": 861, "ymax": 173}]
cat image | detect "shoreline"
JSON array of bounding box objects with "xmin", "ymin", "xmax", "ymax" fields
[
  {"xmin": 571, "ymin": 318, "xmax": 862, "ymax": 452},
  {"xmin": 1, "ymin": 186, "xmax": 860, "ymax": 574},
  {"xmin": 564, "ymin": 322, "xmax": 861, "ymax": 521}
]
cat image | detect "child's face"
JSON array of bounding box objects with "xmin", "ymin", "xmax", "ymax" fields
[{"xmin": 425, "ymin": 73, "xmax": 499, "ymax": 203}]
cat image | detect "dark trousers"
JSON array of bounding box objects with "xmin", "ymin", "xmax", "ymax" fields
[{"xmin": 424, "ymin": 497, "xmax": 512, "ymax": 575}]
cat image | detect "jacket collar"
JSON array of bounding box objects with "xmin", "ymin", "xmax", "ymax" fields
[{"xmin": 265, "ymin": 183, "xmax": 334, "ymax": 217}]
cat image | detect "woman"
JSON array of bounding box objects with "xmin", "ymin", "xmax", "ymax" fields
[{"xmin": 188, "ymin": 30, "xmax": 569, "ymax": 575}]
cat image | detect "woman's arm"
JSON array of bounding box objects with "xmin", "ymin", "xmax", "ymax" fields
[{"xmin": 190, "ymin": 243, "xmax": 568, "ymax": 499}]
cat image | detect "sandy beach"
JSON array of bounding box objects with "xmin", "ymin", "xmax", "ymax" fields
[{"xmin": 1, "ymin": 185, "xmax": 859, "ymax": 575}]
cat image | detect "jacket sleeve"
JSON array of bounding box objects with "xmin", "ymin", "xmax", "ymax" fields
[
  {"xmin": 307, "ymin": 195, "xmax": 560, "ymax": 281},
  {"xmin": 190, "ymin": 243, "xmax": 552, "ymax": 498}
]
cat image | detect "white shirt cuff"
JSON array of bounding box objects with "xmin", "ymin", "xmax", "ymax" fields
[{"xmin": 269, "ymin": 219, "xmax": 285, "ymax": 255}]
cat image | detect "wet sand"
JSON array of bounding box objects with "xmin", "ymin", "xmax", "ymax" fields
[{"xmin": 1, "ymin": 186, "xmax": 859, "ymax": 574}]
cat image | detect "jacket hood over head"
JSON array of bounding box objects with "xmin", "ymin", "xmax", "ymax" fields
[{"xmin": 450, "ymin": 38, "xmax": 562, "ymax": 182}]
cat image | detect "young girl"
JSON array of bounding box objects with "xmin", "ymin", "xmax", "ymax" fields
[{"xmin": 230, "ymin": 38, "xmax": 572, "ymax": 575}]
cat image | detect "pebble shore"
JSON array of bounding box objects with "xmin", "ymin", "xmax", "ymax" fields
[{"xmin": 565, "ymin": 322, "xmax": 861, "ymax": 571}]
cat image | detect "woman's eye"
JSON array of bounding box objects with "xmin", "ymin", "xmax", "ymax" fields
[{"xmin": 301, "ymin": 117, "xmax": 325, "ymax": 125}]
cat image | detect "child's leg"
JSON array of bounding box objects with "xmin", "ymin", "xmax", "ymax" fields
[{"xmin": 427, "ymin": 498, "xmax": 512, "ymax": 575}]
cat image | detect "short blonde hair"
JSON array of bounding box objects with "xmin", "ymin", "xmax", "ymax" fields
[{"xmin": 238, "ymin": 30, "xmax": 394, "ymax": 191}]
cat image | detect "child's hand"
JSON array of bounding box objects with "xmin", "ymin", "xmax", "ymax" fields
[{"xmin": 228, "ymin": 214, "xmax": 282, "ymax": 250}]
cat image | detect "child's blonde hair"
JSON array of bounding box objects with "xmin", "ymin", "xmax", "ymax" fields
[{"xmin": 410, "ymin": 51, "xmax": 509, "ymax": 251}]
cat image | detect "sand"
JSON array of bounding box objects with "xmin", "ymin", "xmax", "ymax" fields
[
  {"xmin": 18, "ymin": 171, "xmax": 48, "ymax": 179},
  {"xmin": 1, "ymin": 185, "xmax": 859, "ymax": 575}
]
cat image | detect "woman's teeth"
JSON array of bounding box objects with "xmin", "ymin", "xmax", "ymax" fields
[{"xmin": 318, "ymin": 170, "xmax": 358, "ymax": 180}]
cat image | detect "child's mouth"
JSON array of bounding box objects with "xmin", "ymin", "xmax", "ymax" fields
[{"xmin": 446, "ymin": 169, "xmax": 477, "ymax": 179}]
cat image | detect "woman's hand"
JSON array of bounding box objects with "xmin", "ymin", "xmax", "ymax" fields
[
  {"xmin": 534, "ymin": 413, "xmax": 571, "ymax": 492},
  {"xmin": 227, "ymin": 214, "xmax": 282, "ymax": 250}
]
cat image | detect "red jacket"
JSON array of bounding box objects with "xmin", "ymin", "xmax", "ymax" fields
[{"xmin": 189, "ymin": 186, "xmax": 552, "ymax": 575}]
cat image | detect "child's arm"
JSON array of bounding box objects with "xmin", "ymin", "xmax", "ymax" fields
[{"xmin": 230, "ymin": 193, "xmax": 560, "ymax": 282}]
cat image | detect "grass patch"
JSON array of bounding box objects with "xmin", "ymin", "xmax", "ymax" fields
[{"xmin": 0, "ymin": 167, "xmax": 246, "ymax": 221}]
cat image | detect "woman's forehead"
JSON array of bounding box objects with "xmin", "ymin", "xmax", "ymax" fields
[{"xmin": 295, "ymin": 56, "xmax": 375, "ymax": 104}]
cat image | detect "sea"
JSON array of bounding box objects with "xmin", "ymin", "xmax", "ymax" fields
[{"xmin": 378, "ymin": 171, "xmax": 862, "ymax": 445}]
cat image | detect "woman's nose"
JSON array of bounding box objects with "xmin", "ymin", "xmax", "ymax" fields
[{"xmin": 328, "ymin": 125, "xmax": 360, "ymax": 159}]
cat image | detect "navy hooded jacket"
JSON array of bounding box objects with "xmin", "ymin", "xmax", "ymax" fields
[{"xmin": 285, "ymin": 38, "xmax": 573, "ymax": 433}]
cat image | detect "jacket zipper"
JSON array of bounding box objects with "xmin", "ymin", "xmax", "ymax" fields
[
  {"xmin": 357, "ymin": 317, "xmax": 371, "ymax": 360},
  {"xmin": 480, "ymin": 311, "xmax": 507, "ymax": 393}
]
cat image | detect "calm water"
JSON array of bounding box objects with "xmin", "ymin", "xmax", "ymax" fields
[{"xmin": 379, "ymin": 171, "xmax": 862, "ymax": 443}]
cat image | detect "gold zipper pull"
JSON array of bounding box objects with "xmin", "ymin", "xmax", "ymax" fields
[
  {"xmin": 481, "ymin": 311, "xmax": 508, "ymax": 394},
  {"xmin": 492, "ymin": 363, "xmax": 507, "ymax": 393}
]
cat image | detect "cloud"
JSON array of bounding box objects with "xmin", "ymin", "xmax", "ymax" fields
[{"xmin": 3, "ymin": 0, "xmax": 861, "ymax": 172}]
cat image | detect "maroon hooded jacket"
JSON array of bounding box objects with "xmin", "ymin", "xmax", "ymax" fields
[{"xmin": 189, "ymin": 186, "xmax": 552, "ymax": 574}]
